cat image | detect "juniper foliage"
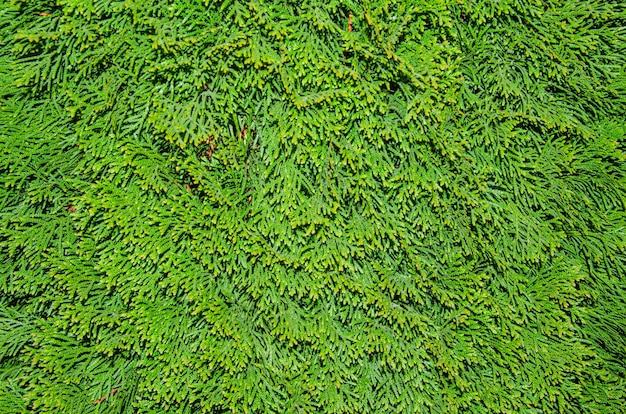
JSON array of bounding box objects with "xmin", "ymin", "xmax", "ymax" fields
[{"xmin": 0, "ymin": 0, "xmax": 625, "ymax": 412}]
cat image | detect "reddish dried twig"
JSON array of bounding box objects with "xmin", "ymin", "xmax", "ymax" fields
[
  {"xmin": 201, "ymin": 136, "xmax": 216, "ymax": 160},
  {"xmin": 94, "ymin": 388, "xmax": 119, "ymax": 404}
]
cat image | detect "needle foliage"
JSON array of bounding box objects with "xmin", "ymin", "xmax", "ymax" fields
[{"xmin": 1, "ymin": 0, "xmax": 625, "ymax": 412}]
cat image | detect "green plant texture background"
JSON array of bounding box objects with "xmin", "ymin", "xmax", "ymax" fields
[{"xmin": 1, "ymin": 0, "xmax": 625, "ymax": 412}]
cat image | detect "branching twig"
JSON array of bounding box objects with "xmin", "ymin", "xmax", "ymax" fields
[{"xmin": 94, "ymin": 388, "xmax": 119, "ymax": 404}]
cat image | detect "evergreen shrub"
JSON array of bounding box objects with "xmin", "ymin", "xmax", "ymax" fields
[{"xmin": 1, "ymin": 0, "xmax": 625, "ymax": 412}]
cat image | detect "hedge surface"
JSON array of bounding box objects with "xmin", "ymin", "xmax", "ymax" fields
[{"xmin": 0, "ymin": 0, "xmax": 625, "ymax": 412}]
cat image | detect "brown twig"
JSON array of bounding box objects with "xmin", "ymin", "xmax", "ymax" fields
[
  {"xmin": 94, "ymin": 388, "xmax": 119, "ymax": 404},
  {"xmin": 201, "ymin": 136, "xmax": 216, "ymax": 160}
]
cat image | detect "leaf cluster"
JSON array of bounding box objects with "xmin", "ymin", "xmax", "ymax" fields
[{"xmin": 0, "ymin": 0, "xmax": 625, "ymax": 412}]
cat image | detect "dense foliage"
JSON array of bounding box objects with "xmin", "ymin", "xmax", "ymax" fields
[{"xmin": 1, "ymin": 0, "xmax": 625, "ymax": 412}]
